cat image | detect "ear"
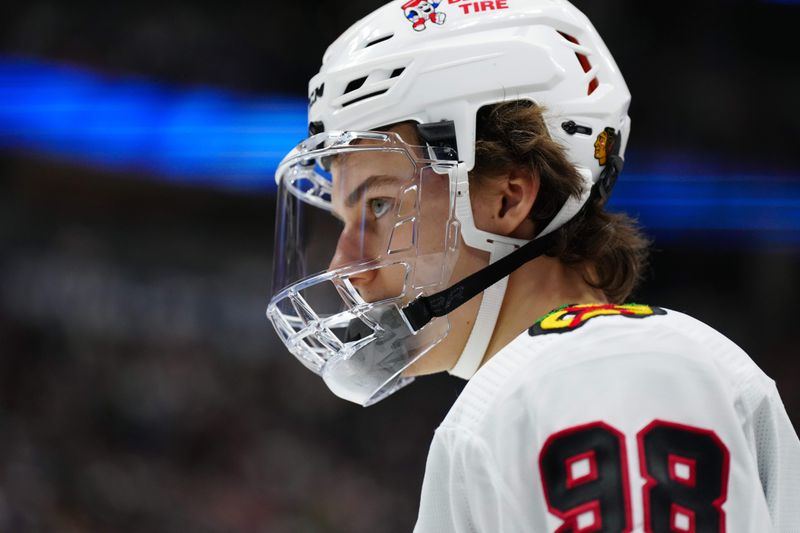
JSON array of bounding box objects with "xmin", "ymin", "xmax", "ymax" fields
[{"xmin": 472, "ymin": 169, "xmax": 540, "ymax": 240}]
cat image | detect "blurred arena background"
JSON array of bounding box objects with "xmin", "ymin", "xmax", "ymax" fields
[{"xmin": 0, "ymin": 1, "xmax": 798, "ymax": 531}]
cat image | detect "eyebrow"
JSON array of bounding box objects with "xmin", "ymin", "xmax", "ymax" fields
[{"xmin": 345, "ymin": 174, "xmax": 402, "ymax": 208}]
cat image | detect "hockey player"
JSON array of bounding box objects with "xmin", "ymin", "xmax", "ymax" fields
[{"xmin": 267, "ymin": 0, "xmax": 800, "ymax": 531}]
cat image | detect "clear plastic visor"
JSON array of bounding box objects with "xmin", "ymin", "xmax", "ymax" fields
[
  {"xmin": 267, "ymin": 131, "xmax": 460, "ymax": 405},
  {"xmin": 272, "ymin": 130, "xmax": 459, "ymax": 300}
]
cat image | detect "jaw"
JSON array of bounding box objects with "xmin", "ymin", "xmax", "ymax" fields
[{"xmin": 404, "ymin": 240, "xmax": 489, "ymax": 376}]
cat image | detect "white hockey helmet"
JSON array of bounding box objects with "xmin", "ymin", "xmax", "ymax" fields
[
  {"xmin": 268, "ymin": 0, "xmax": 631, "ymax": 406},
  {"xmin": 308, "ymin": 0, "xmax": 630, "ymax": 177}
]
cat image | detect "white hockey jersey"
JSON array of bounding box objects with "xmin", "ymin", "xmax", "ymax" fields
[{"xmin": 414, "ymin": 304, "xmax": 800, "ymax": 533}]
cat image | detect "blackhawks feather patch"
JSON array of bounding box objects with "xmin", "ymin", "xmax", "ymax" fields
[{"xmin": 528, "ymin": 303, "xmax": 666, "ymax": 336}]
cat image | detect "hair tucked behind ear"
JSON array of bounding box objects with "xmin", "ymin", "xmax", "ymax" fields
[{"xmin": 470, "ymin": 100, "xmax": 650, "ymax": 303}]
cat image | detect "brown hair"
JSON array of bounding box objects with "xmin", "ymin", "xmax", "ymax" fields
[{"xmin": 470, "ymin": 100, "xmax": 650, "ymax": 303}]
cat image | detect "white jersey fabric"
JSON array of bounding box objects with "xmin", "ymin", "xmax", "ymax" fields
[{"xmin": 414, "ymin": 306, "xmax": 800, "ymax": 533}]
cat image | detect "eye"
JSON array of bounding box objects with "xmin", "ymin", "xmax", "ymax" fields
[{"xmin": 368, "ymin": 198, "xmax": 393, "ymax": 219}]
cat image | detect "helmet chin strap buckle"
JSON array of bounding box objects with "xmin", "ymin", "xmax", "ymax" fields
[{"xmin": 448, "ymin": 240, "xmax": 517, "ymax": 379}]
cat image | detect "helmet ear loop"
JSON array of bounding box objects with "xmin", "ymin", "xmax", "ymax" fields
[{"xmin": 595, "ymin": 154, "xmax": 623, "ymax": 204}]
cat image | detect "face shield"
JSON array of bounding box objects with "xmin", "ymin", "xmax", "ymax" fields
[{"xmin": 268, "ymin": 130, "xmax": 461, "ymax": 406}]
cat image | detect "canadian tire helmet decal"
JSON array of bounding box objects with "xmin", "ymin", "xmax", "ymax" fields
[{"xmin": 402, "ymin": 0, "xmax": 446, "ymax": 31}]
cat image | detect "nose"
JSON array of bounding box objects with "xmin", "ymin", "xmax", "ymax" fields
[{"xmin": 328, "ymin": 226, "xmax": 377, "ymax": 286}]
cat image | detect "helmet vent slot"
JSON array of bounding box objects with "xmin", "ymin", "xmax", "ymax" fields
[
  {"xmin": 390, "ymin": 67, "xmax": 405, "ymax": 79},
  {"xmin": 344, "ymin": 76, "xmax": 368, "ymax": 95},
  {"xmin": 342, "ymin": 89, "xmax": 389, "ymax": 108},
  {"xmin": 365, "ymin": 34, "xmax": 394, "ymax": 48},
  {"xmin": 557, "ymin": 31, "xmax": 600, "ymax": 95}
]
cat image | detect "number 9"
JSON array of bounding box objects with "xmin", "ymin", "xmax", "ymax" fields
[{"xmin": 539, "ymin": 421, "xmax": 633, "ymax": 533}]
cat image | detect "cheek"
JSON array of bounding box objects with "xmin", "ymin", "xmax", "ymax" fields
[
  {"xmin": 470, "ymin": 192, "xmax": 501, "ymax": 234},
  {"xmin": 416, "ymin": 174, "xmax": 452, "ymax": 252},
  {"xmin": 358, "ymin": 263, "xmax": 408, "ymax": 303},
  {"xmin": 416, "ymin": 204, "xmax": 448, "ymax": 253},
  {"xmin": 448, "ymin": 235, "xmax": 490, "ymax": 285},
  {"xmin": 387, "ymin": 220, "xmax": 413, "ymax": 254},
  {"xmin": 379, "ymin": 264, "xmax": 407, "ymax": 292}
]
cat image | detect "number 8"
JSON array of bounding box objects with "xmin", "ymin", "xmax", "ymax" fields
[{"xmin": 638, "ymin": 421, "xmax": 730, "ymax": 533}]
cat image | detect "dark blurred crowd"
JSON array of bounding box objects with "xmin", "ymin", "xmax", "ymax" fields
[{"xmin": 0, "ymin": 160, "xmax": 468, "ymax": 532}]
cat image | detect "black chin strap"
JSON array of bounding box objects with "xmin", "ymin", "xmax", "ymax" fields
[
  {"xmin": 401, "ymin": 126, "xmax": 625, "ymax": 333},
  {"xmin": 402, "ymin": 233, "xmax": 557, "ymax": 332}
]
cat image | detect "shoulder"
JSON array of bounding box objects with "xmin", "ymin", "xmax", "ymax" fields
[
  {"xmin": 425, "ymin": 305, "xmax": 792, "ymax": 532},
  {"xmin": 440, "ymin": 304, "xmax": 774, "ymax": 435}
]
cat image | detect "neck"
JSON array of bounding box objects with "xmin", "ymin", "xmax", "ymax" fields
[{"xmin": 481, "ymin": 256, "xmax": 607, "ymax": 366}]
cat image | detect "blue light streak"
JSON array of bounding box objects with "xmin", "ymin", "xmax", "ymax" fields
[
  {"xmin": 0, "ymin": 57, "xmax": 307, "ymax": 190},
  {"xmin": 609, "ymin": 175, "xmax": 800, "ymax": 245},
  {"xmin": 0, "ymin": 57, "xmax": 799, "ymax": 244}
]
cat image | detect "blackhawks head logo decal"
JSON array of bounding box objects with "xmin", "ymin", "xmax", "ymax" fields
[
  {"xmin": 529, "ymin": 303, "xmax": 666, "ymax": 336},
  {"xmin": 593, "ymin": 127, "xmax": 617, "ymax": 166}
]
